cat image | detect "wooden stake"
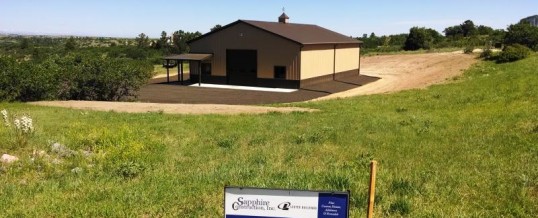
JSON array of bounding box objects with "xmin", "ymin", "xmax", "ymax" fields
[{"xmin": 367, "ymin": 160, "xmax": 377, "ymax": 218}]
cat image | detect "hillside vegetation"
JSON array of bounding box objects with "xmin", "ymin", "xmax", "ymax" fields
[{"xmin": 1, "ymin": 55, "xmax": 537, "ymax": 217}]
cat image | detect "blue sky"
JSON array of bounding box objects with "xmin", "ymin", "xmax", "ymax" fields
[{"xmin": 1, "ymin": 0, "xmax": 536, "ymax": 38}]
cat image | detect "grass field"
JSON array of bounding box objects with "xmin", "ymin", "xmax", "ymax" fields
[{"xmin": 1, "ymin": 55, "xmax": 537, "ymax": 217}]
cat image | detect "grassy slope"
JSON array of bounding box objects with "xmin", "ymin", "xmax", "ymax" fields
[{"xmin": 1, "ymin": 55, "xmax": 537, "ymax": 217}]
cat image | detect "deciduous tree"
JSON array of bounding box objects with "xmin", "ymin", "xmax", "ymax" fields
[
  {"xmin": 404, "ymin": 27, "xmax": 441, "ymax": 50},
  {"xmin": 135, "ymin": 33, "xmax": 150, "ymax": 48},
  {"xmin": 210, "ymin": 24, "xmax": 222, "ymax": 32},
  {"xmin": 504, "ymin": 21, "xmax": 538, "ymax": 51}
]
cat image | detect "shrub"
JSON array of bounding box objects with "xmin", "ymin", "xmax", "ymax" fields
[
  {"xmin": 0, "ymin": 54, "xmax": 153, "ymax": 101},
  {"xmin": 62, "ymin": 55, "xmax": 153, "ymax": 101},
  {"xmin": 497, "ymin": 44, "xmax": 531, "ymax": 63},
  {"xmin": 480, "ymin": 48, "xmax": 494, "ymax": 59},
  {"xmin": 0, "ymin": 57, "xmax": 19, "ymax": 101},
  {"xmin": 116, "ymin": 161, "xmax": 144, "ymax": 179},
  {"xmin": 504, "ymin": 22, "xmax": 538, "ymax": 51},
  {"xmin": 464, "ymin": 45, "xmax": 474, "ymax": 54}
]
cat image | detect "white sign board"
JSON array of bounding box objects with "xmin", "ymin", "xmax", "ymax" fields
[{"xmin": 225, "ymin": 187, "xmax": 349, "ymax": 218}]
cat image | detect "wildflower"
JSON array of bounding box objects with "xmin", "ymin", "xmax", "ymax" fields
[
  {"xmin": 20, "ymin": 116, "xmax": 33, "ymax": 133},
  {"xmin": 71, "ymin": 167, "xmax": 82, "ymax": 174},
  {"xmin": 1, "ymin": 109, "xmax": 8, "ymax": 127},
  {"xmin": 14, "ymin": 118, "xmax": 21, "ymax": 130}
]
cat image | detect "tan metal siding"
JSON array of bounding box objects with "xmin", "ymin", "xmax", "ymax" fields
[
  {"xmin": 300, "ymin": 44, "xmax": 334, "ymax": 80},
  {"xmin": 189, "ymin": 23, "xmax": 301, "ymax": 80},
  {"xmin": 300, "ymin": 44, "xmax": 359, "ymax": 80},
  {"xmin": 335, "ymin": 44, "xmax": 360, "ymax": 73}
]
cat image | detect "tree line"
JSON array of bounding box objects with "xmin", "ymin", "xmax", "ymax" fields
[
  {"xmin": 134, "ymin": 25, "xmax": 224, "ymax": 54},
  {"xmin": 358, "ymin": 19, "xmax": 538, "ymax": 55}
]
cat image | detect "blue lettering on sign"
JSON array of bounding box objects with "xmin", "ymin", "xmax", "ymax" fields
[{"xmin": 317, "ymin": 193, "xmax": 348, "ymax": 218}]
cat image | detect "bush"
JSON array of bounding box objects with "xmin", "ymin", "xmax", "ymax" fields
[
  {"xmin": 464, "ymin": 45, "xmax": 474, "ymax": 54},
  {"xmin": 480, "ymin": 48, "xmax": 494, "ymax": 59},
  {"xmin": 0, "ymin": 54, "xmax": 153, "ymax": 101},
  {"xmin": 404, "ymin": 27, "xmax": 440, "ymax": 51},
  {"xmin": 504, "ymin": 22, "xmax": 538, "ymax": 51},
  {"xmin": 62, "ymin": 55, "xmax": 153, "ymax": 101},
  {"xmin": 116, "ymin": 161, "xmax": 144, "ymax": 179},
  {"xmin": 497, "ymin": 44, "xmax": 531, "ymax": 63}
]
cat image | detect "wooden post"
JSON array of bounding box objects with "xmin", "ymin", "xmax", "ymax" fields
[
  {"xmin": 367, "ymin": 160, "xmax": 377, "ymax": 218},
  {"xmin": 177, "ymin": 60, "xmax": 181, "ymax": 84},
  {"xmin": 166, "ymin": 59, "xmax": 170, "ymax": 83},
  {"xmin": 180, "ymin": 61, "xmax": 184, "ymax": 85},
  {"xmin": 198, "ymin": 61, "xmax": 202, "ymax": 86}
]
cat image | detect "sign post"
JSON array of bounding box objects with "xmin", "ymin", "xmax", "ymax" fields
[
  {"xmin": 367, "ymin": 160, "xmax": 377, "ymax": 218},
  {"xmin": 225, "ymin": 187, "xmax": 349, "ymax": 218}
]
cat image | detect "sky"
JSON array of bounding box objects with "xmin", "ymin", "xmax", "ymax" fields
[{"xmin": 0, "ymin": 0, "xmax": 537, "ymax": 38}]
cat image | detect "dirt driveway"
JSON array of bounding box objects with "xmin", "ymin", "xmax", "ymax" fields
[
  {"xmin": 312, "ymin": 51, "xmax": 477, "ymax": 100},
  {"xmin": 31, "ymin": 52, "xmax": 477, "ymax": 114},
  {"xmin": 29, "ymin": 101, "xmax": 317, "ymax": 115}
]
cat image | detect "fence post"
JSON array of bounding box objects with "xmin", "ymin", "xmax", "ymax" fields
[{"xmin": 367, "ymin": 160, "xmax": 377, "ymax": 218}]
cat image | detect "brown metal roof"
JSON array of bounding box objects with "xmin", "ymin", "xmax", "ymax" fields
[
  {"xmin": 163, "ymin": 53, "xmax": 212, "ymax": 60},
  {"xmin": 241, "ymin": 20, "xmax": 360, "ymax": 45},
  {"xmin": 188, "ymin": 20, "xmax": 361, "ymax": 46}
]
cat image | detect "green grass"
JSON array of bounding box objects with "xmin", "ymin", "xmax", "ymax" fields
[{"xmin": 1, "ymin": 54, "xmax": 537, "ymax": 217}]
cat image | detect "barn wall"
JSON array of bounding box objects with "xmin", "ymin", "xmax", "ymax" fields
[
  {"xmin": 335, "ymin": 44, "xmax": 360, "ymax": 73},
  {"xmin": 300, "ymin": 44, "xmax": 359, "ymax": 80},
  {"xmin": 189, "ymin": 22, "xmax": 301, "ymax": 80},
  {"xmin": 300, "ymin": 44, "xmax": 334, "ymax": 80}
]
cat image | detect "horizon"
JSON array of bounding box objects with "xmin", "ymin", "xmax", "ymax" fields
[{"xmin": 1, "ymin": 0, "xmax": 537, "ymax": 38}]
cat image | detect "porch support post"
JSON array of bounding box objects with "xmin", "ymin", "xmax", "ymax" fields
[
  {"xmin": 178, "ymin": 60, "xmax": 182, "ymax": 84},
  {"xmin": 198, "ymin": 61, "xmax": 202, "ymax": 86},
  {"xmin": 333, "ymin": 44, "xmax": 336, "ymax": 80},
  {"xmin": 166, "ymin": 59, "xmax": 170, "ymax": 83}
]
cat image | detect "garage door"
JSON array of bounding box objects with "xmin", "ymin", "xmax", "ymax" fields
[{"xmin": 226, "ymin": 50, "xmax": 257, "ymax": 86}]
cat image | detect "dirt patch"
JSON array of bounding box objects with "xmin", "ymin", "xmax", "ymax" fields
[
  {"xmin": 312, "ymin": 52, "xmax": 478, "ymax": 100},
  {"xmin": 29, "ymin": 101, "xmax": 317, "ymax": 115}
]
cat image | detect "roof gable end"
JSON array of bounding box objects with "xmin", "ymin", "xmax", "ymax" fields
[{"xmin": 188, "ymin": 20, "xmax": 361, "ymax": 45}]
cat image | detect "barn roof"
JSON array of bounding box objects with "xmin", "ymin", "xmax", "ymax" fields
[{"xmin": 188, "ymin": 20, "xmax": 361, "ymax": 46}]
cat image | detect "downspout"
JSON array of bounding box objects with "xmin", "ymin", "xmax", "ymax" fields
[{"xmin": 333, "ymin": 44, "xmax": 336, "ymax": 80}]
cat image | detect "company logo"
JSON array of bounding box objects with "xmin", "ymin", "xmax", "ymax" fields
[
  {"xmin": 278, "ymin": 202, "xmax": 291, "ymax": 210},
  {"xmin": 277, "ymin": 201, "xmax": 317, "ymax": 211},
  {"xmin": 232, "ymin": 197, "xmax": 271, "ymax": 211}
]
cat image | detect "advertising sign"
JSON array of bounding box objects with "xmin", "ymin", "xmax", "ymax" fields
[{"xmin": 225, "ymin": 187, "xmax": 349, "ymax": 218}]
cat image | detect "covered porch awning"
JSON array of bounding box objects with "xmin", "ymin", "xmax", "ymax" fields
[{"xmin": 162, "ymin": 53, "xmax": 213, "ymax": 85}]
